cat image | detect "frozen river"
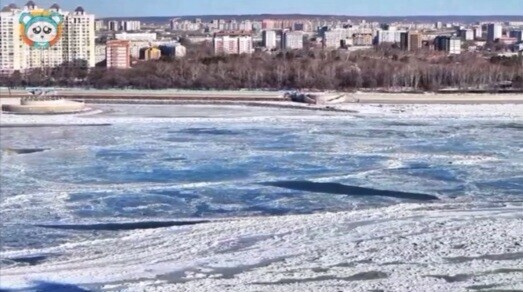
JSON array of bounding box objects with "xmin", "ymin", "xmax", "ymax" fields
[{"xmin": 1, "ymin": 103, "xmax": 522, "ymax": 291}]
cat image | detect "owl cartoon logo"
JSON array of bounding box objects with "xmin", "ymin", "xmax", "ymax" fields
[{"xmin": 20, "ymin": 10, "xmax": 64, "ymax": 49}]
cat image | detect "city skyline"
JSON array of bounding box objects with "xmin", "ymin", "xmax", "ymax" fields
[{"xmin": 6, "ymin": 0, "xmax": 523, "ymax": 18}]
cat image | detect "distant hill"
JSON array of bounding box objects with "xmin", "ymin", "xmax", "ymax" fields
[{"xmin": 100, "ymin": 14, "xmax": 523, "ymax": 24}]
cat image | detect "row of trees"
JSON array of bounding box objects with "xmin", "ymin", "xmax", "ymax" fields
[{"xmin": 1, "ymin": 45, "xmax": 522, "ymax": 91}]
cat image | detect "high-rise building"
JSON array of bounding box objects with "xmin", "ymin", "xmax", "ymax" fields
[
  {"xmin": 448, "ymin": 37, "xmax": 462, "ymax": 55},
  {"xmin": 458, "ymin": 29, "xmax": 474, "ymax": 41},
  {"xmin": 64, "ymin": 7, "xmax": 96, "ymax": 67},
  {"xmin": 212, "ymin": 31, "xmax": 253, "ymax": 55},
  {"xmin": 262, "ymin": 30, "xmax": 277, "ymax": 49},
  {"xmin": 400, "ymin": 32, "xmax": 409, "ymax": 50},
  {"xmin": 95, "ymin": 44, "xmax": 106, "ymax": 64},
  {"xmin": 509, "ymin": 30, "xmax": 523, "ymax": 42},
  {"xmin": 94, "ymin": 20, "xmax": 105, "ymax": 31},
  {"xmin": 282, "ymin": 31, "xmax": 303, "ymax": 50},
  {"xmin": 121, "ymin": 20, "xmax": 141, "ymax": 31},
  {"xmin": 322, "ymin": 29, "xmax": 353, "ymax": 49},
  {"xmin": 409, "ymin": 32, "xmax": 423, "ymax": 51},
  {"xmin": 0, "ymin": 2, "xmax": 95, "ymax": 74},
  {"xmin": 434, "ymin": 36, "xmax": 462, "ymax": 55},
  {"xmin": 106, "ymin": 40, "xmax": 130, "ymax": 69},
  {"xmin": 108, "ymin": 20, "xmax": 141, "ymax": 31},
  {"xmin": 108, "ymin": 20, "xmax": 120, "ymax": 31},
  {"xmin": 473, "ymin": 26, "xmax": 483, "ymax": 40},
  {"xmin": 400, "ymin": 31, "xmax": 423, "ymax": 51},
  {"xmin": 487, "ymin": 23, "xmax": 503, "ymax": 43}
]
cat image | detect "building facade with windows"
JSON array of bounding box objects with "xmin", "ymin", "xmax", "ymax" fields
[
  {"xmin": 0, "ymin": 1, "xmax": 95, "ymax": 74},
  {"xmin": 487, "ymin": 23, "xmax": 503, "ymax": 43},
  {"xmin": 213, "ymin": 31, "xmax": 253, "ymax": 55},
  {"xmin": 262, "ymin": 30, "xmax": 277, "ymax": 49},
  {"xmin": 434, "ymin": 36, "xmax": 462, "ymax": 55},
  {"xmin": 106, "ymin": 40, "xmax": 130, "ymax": 69},
  {"xmin": 283, "ymin": 31, "xmax": 304, "ymax": 50}
]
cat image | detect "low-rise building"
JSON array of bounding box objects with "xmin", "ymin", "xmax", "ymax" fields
[
  {"xmin": 353, "ymin": 33, "xmax": 373, "ymax": 46},
  {"xmin": 376, "ymin": 28, "xmax": 405, "ymax": 44},
  {"xmin": 157, "ymin": 42, "xmax": 187, "ymax": 58},
  {"xmin": 144, "ymin": 47, "xmax": 161, "ymax": 60}
]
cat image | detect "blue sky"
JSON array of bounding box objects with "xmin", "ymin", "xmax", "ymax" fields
[{"xmin": 7, "ymin": 0, "xmax": 523, "ymax": 17}]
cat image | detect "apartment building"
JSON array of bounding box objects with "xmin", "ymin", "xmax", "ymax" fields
[
  {"xmin": 0, "ymin": 1, "xmax": 95, "ymax": 74},
  {"xmin": 106, "ymin": 40, "xmax": 130, "ymax": 69},
  {"xmin": 282, "ymin": 31, "xmax": 303, "ymax": 50},
  {"xmin": 212, "ymin": 31, "xmax": 253, "ymax": 55},
  {"xmin": 262, "ymin": 30, "xmax": 277, "ymax": 49}
]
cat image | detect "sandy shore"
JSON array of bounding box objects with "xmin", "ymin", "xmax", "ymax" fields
[{"xmin": 1, "ymin": 88, "xmax": 523, "ymax": 104}]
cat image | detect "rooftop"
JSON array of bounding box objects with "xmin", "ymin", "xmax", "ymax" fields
[{"xmin": 214, "ymin": 30, "xmax": 252, "ymax": 37}]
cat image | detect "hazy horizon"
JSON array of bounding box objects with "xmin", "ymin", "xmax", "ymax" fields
[{"xmin": 5, "ymin": 0, "xmax": 523, "ymax": 18}]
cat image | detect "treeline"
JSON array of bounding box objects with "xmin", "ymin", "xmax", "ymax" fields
[{"xmin": 1, "ymin": 45, "xmax": 522, "ymax": 91}]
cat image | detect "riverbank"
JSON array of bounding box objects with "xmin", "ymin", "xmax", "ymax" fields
[{"xmin": 1, "ymin": 88, "xmax": 523, "ymax": 104}]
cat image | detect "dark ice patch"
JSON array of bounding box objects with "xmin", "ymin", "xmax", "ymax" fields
[
  {"xmin": 346, "ymin": 271, "xmax": 389, "ymax": 281},
  {"xmin": 263, "ymin": 181, "xmax": 439, "ymax": 201},
  {"xmin": 176, "ymin": 128, "xmax": 241, "ymax": 136},
  {"xmin": 466, "ymin": 283, "xmax": 505, "ymax": 290},
  {"xmin": 253, "ymin": 271, "xmax": 388, "ymax": 285},
  {"xmin": 445, "ymin": 252, "xmax": 523, "ymax": 263},
  {"xmin": 3, "ymin": 148, "xmax": 49, "ymax": 154},
  {"xmin": 425, "ymin": 274, "xmax": 472, "ymax": 283},
  {"xmin": 382, "ymin": 121, "xmax": 430, "ymax": 127},
  {"xmin": 484, "ymin": 268, "xmax": 523, "ymax": 275},
  {"xmin": 95, "ymin": 149, "xmax": 147, "ymax": 160},
  {"xmin": 9, "ymin": 255, "xmax": 48, "ymax": 266},
  {"xmin": 36, "ymin": 220, "xmax": 210, "ymax": 231},
  {"xmin": 494, "ymin": 122, "xmax": 523, "ymax": 131}
]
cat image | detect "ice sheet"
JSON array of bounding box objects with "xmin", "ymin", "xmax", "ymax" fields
[{"xmin": 1, "ymin": 103, "xmax": 522, "ymax": 291}]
